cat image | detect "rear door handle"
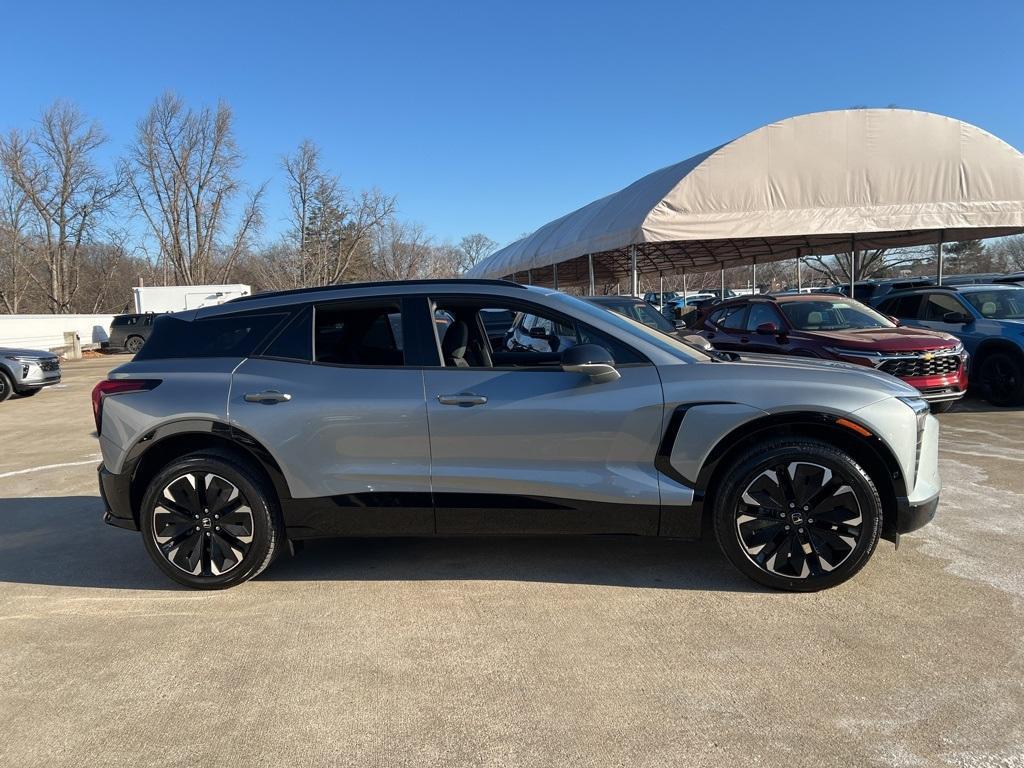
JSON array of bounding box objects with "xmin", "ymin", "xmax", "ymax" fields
[
  {"xmin": 437, "ymin": 393, "xmax": 488, "ymax": 407},
  {"xmin": 244, "ymin": 390, "xmax": 292, "ymax": 404}
]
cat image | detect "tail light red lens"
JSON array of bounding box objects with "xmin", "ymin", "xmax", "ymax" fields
[{"xmin": 92, "ymin": 379, "xmax": 160, "ymax": 435}]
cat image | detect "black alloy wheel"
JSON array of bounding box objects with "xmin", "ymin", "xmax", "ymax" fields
[
  {"xmin": 713, "ymin": 439, "xmax": 881, "ymax": 591},
  {"xmin": 141, "ymin": 453, "xmax": 281, "ymax": 589},
  {"xmin": 979, "ymin": 351, "xmax": 1024, "ymax": 407},
  {"xmin": 0, "ymin": 371, "xmax": 12, "ymax": 402}
]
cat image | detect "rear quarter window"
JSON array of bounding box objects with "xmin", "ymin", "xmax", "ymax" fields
[{"xmin": 134, "ymin": 312, "xmax": 287, "ymax": 360}]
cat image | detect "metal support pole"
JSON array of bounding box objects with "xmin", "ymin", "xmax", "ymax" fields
[
  {"xmin": 721, "ymin": 268, "xmax": 726, "ymax": 297},
  {"xmin": 658, "ymin": 274, "xmax": 664, "ymax": 303},
  {"xmin": 682, "ymin": 270, "xmax": 688, "ymax": 300},
  {"xmin": 553, "ymin": 264, "xmax": 559, "ymax": 291},
  {"xmin": 796, "ymin": 253, "xmax": 802, "ymax": 291},
  {"xmin": 588, "ymin": 254, "xmax": 595, "ymax": 295},
  {"xmin": 751, "ymin": 259, "xmax": 757, "ymax": 294},
  {"xmin": 850, "ymin": 235, "xmax": 856, "ymax": 298},
  {"xmin": 630, "ymin": 244, "xmax": 638, "ymax": 297},
  {"xmin": 937, "ymin": 231, "xmax": 945, "ymax": 285}
]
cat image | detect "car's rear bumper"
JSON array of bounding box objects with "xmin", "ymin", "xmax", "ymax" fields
[{"xmin": 98, "ymin": 464, "xmax": 138, "ymax": 531}]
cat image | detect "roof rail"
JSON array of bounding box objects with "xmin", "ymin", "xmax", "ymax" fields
[{"xmin": 227, "ymin": 278, "xmax": 525, "ymax": 303}]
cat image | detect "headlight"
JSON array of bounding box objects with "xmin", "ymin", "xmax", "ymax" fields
[{"xmin": 898, "ymin": 395, "xmax": 930, "ymax": 471}]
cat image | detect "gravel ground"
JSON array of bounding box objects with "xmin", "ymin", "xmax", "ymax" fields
[{"xmin": 0, "ymin": 356, "xmax": 1021, "ymax": 767}]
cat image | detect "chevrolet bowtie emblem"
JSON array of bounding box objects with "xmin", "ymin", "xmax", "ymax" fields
[{"xmin": 921, "ymin": 352, "xmax": 934, "ymax": 360}]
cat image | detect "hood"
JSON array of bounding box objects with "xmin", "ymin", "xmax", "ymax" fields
[
  {"xmin": 0, "ymin": 347, "xmax": 58, "ymax": 359},
  {"xmin": 727, "ymin": 352, "xmax": 919, "ymax": 398},
  {"xmin": 792, "ymin": 326, "xmax": 959, "ymax": 351}
]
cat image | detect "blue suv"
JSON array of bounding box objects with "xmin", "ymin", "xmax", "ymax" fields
[{"xmin": 875, "ymin": 284, "xmax": 1024, "ymax": 406}]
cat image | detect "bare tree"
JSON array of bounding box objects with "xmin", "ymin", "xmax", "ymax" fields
[
  {"xmin": 0, "ymin": 176, "xmax": 32, "ymax": 312},
  {"xmin": 803, "ymin": 246, "xmax": 926, "ymax": 285},
  {"xmin": 0, "ymin": 102, "xmax": 121, "ymax": 312},
  {"xmin": 125, "ymin": 92, "xmax": 264, "ymax": 285},
  {"xmin": 990, "ymin": 235, "xmax": 1024, "ymax": 271},
  {"xmin": 373, "ymin": 220, "xmax": 435, "ymax": 280},
  {"xmin": 456, "ymin": 233, "xmax": 497, "ymax": 273}
]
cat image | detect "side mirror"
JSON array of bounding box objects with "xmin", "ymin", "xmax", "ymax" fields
[
  {"xmin": 561, "ymin": 344, "xmax": 620, "ymax": 383},
  {"xmin": 527, "ymin": 326, "xmax": 550, "ymax": 340},
  {"xmin": 943, "ymin": 311, "xmax": 971, "ymax": 324},
  {"xmin": 886, "ymin": 315, "xmax": 901, "ymax": 326},
  {"xmin": 755, "ymin": 322, "xmax": 779, "ymax": 336}
]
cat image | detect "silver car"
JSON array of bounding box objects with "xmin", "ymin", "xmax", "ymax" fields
[
  {"xmin": 94, "ymin": 279, "xmax": 940, "ymax": 591},
  {"xmin": 0, "ymin": 347, "xmax": 61, "ymax": 401}
]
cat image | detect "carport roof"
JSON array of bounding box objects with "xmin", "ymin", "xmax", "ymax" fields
[{"xmin": 466, "ymin": 109, "xmax": 1024, "ymax": 285}]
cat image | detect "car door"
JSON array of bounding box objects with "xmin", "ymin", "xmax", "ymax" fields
[
  {"xmin": 702, "ymin": 303, "xmax": 749, "ymax": 351},
  {"xmin": 915, "ymin": 291, "xmax": 975, "ymax": 337},
  {"xmin": 228, "ymin": 298, "xmax": 434, "ymax": 536},
  {"xmin": 420, "ymin": 294, "xmax": 664, "ymax": 536},
  {"xmin": 742, "ymin": 302, "xmax": 790, "ymax": 354}
]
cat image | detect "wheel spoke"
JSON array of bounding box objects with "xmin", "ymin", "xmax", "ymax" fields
[
  {"xmin": 151, "ymin": 473, "xmax": 252, "ymax": 578},
  {"xmin": 736, "ymin": 460, "xmax": 863, "ymax": 580}
]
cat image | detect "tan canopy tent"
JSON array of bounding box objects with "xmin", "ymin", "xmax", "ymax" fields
[{"xmin": 466, "ymin": 109, "xmax": 1024, "ymax": 292}]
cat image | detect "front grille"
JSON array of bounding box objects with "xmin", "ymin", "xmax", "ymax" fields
[
  {"xmin": 40, "ymin": 359, "xmax": 60, "ymax": 372},
  {"xmin": 879, "ymin": 354, "xmax": 960, "ymax": 378}
]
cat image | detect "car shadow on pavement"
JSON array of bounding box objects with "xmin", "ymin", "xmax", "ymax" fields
[{"xmin": 0, "ymin": 495, "xmax": 762, "ymax": 593}]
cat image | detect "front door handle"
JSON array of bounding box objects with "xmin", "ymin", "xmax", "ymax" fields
[
  {"xmin": 437, "ymin": 393, "xmax": 488, "ymax": 407},
  {"xmin": 244, "ymin": 390, "xmax": 292, "ymax": 404}
]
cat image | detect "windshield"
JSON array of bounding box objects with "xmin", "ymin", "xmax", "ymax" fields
[
  {"xmin": 557, "ymin": 293, "xmax": 712, "ymax": 361},
  {"xmin": 601, "ymin": 300, "xmax": 676, "ymax": 332},
  {"xmin": 780, "ymin": 299, "xmax": 894, "ymax": 331},
  {"xmin": 963, "ymin": 288, "xmax": 1024, "ymax": 319}
]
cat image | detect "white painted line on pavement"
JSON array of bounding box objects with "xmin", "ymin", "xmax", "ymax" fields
[{"xmin": 0, "ymin": 455, "xmax": 102, "ymax": 479}]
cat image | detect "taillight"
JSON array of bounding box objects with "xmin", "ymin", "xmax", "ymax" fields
[{"xmin": 92, "ymin": 379, "xmax": 160, "ymax": 435}]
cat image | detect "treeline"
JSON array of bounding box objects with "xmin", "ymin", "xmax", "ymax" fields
[{"xmin": 0, "ymin": 93, "xmax": 498, "ymax": 314}]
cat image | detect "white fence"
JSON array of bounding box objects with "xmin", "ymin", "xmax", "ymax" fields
[{"xmin": 0, "ymin": 314, "xmax": 115, "ymax": 352}]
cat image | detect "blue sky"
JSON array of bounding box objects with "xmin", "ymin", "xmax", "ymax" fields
[{"xmin": 1, "ymin": 0, "xmax": 1022, "ymax": 250}]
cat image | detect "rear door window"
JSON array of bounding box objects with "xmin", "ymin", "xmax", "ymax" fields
[
  {"xmin": 314, "ymin": 301, "xmax": 405, "ymax": 366},
  {"xmin": 878, "ymin": 295, "xmax": 922, "ymax": 319},
  {"xmin": 922, "ymin": 293, "xmax": 965, "ymax": 321}
]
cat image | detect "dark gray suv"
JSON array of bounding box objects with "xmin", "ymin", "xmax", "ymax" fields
[{"xmin": 94, "ymin": 280, "xmax": 940, "ymax": 591}]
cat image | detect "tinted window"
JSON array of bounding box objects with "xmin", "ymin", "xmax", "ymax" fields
[
  {"xmin": 878, "ymin": 295, "xmax": 922, "ymax": 319},
  {"xmin": 712, "ymin": 304, "xmax": 747, "ymax": 330},
  {"xmin": 134, "ymin": 313, "xmax": 286, "ymax": 360},
  {"xmin": 314, "ymin": 302, "xmax": 404, "ymax": 366},
  {"xmin": 262, "ymin": 308, "xmax": 313, "ymax": 361},
  {"xmin": 922, "ymin": 293, "xmax": 965, "ymax": 321},
  {"xmin": 745, "ymin": 303, "xmax": 783, "ymax": 331},
  {"xmin": 112, "ymin": 315, "xmax": 140, "ymax": 326}
]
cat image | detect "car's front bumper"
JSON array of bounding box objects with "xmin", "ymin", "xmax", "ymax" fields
[
  {"xmin": 98, "ymin": 464, "xmax": 138, "ymax": 531},
  {"xmin": 896, "ymin": 492, "xmax": 939, "ymax": 534},
  {"xmin": 10, "ymin": 360, "xmax": 61, "ymax": 391}
]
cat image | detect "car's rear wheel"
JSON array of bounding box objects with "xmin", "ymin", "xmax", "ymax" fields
[
  {"xmin": 0, "ymin": 371, "xmax": 13, "ymax": 402},
  {"xmin": 712, "ymin": 439, "xmax": 882, "ymax": 591},
  {"xmin": 140, "ymin": 453, "xmax": 282, "ymax": 589},
  {"xmin": 125, "ymin": 335, "xmax": 145, "ymax": 354},
  {"xmin": 978, "ymin": 351, "xmax": 1024, "ymax": 407}
]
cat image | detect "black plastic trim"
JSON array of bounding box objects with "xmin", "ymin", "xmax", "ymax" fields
[{"xmin": 654, "ymin": 401, "xmax": 735, "ymax": 487}]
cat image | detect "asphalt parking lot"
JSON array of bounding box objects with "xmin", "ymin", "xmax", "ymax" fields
[{"xmin": 1, "ymin": 356, "xmax": 1021, "ymax": 767}]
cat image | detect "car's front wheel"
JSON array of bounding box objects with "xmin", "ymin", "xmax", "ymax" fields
[
  {"xmin": 712, "ymin": 439, "xmax": 882, "ymax": 591},
  {"xmin": 978, "ymin": 350, "xmax": 1024, "ymax": 407},
  {"xmin": 140, "ymin": 452, "xmax": 282, "ymax": 589},
  {"xmin": 0, "ymin": 371, "xmax": 13, "ymax": 402}
]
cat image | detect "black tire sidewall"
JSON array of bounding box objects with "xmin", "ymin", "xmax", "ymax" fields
[
  {"xmin": 0, "ymin": 371, "xmax": 12, "ymax": 402},
  {"xmin": 712, "ymin": 439, "xmax": 882, "ymax": 592},
  {"xmin": 979, "ymin": 351, "xmax": 1024, "ymax": 407},
  {"xmin": 140, "ymin": 453, "xmax": 280, "ymax": 589},
  {"xmin": 929, "ymin": 400, "xmax": 955, "ymax": 414}
]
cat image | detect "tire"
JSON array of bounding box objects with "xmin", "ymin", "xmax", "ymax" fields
[
  {"xmin": 125, "ymin": 335, "xmax": 146, "ymax": 354},
  {"xmin": 929, "ymin": 400, "xmax": 955, "ymax": 414},
  {"xmin": 0, "ymin": 371, "xmax": 13, "ymax": 402},
  {"xmin": 17, "ymin": 387, "xmax": 41, "ymax": 398},
  {"xmin": 978, "ymin": 351, "xmax": 1024, "ymax": 407},
  {"xmin": 140, "ymin": 452, "xmax": 283, "ymax": 589},
  {"xmin": 712, "ymin": 439, "xmax": 882, "ymax": 592}
]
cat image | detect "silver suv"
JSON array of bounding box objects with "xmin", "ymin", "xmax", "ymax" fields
[
  {"xmin": 0, "ymin": 347, "xmax": 61, "ymax": 401},
  {"xmin": 94, "ymin": 280, "xmax": 940, "ymax": 591}
]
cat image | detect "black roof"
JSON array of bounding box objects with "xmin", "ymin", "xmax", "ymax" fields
[{"xmin": 228, "ymin": 278, "xmax": 524, "ymax": 304}]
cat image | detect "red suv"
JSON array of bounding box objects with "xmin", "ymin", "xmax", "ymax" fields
[{"xmin": 690, "ymin": 294, "xmax": 968, "ymax": 411}]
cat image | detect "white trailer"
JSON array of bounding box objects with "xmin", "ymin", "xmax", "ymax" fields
[{"xmin": 133, "ymin": 284, "xmax": 251, "ymax": 314}]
